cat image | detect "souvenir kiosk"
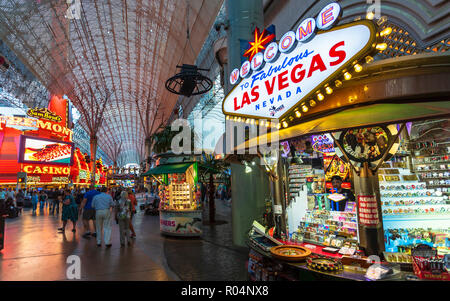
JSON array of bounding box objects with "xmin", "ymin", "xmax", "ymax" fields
[{"xmin": 143, "ymin": 160, "xmax": 202, "ymax": 237}]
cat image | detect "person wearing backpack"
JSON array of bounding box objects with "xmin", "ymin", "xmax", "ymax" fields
[{"xmin": 115, "ymin": 191, "xmax": 132, "ymax": 246}]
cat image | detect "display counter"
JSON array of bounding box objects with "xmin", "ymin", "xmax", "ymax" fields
[
  {"xmin": 247, "ymin": 241, "xmax": 414, "ymax": 281},
  {"xmin": 159, "ymin": 209, "xmax": 202, "ymax": 237}
]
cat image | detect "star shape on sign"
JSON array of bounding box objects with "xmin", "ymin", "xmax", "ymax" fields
[{"xmin": 243, "ymin": 28, "xmax": 275, "ymax": 62}]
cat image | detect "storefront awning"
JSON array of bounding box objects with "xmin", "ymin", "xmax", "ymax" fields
[
  {"xmin": 236, "ymin": 101, "xmax": 450, "ymax": 151},
  {"xmin": 141, "ymin": 163, "xmax": 193, "ymax": 177}
]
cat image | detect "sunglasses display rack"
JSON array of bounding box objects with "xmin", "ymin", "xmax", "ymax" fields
[
  {"xmin": 379, "ymin": 163, "xmax": 450, "ymax": 255},
  {"xmin": 413, "ymin": 155, "xmax": 450, "ymax": 194}
]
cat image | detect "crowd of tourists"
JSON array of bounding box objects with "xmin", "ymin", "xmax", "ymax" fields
[{"xmin": 0, "ymin": 186, "xmax": 138, "ymax": 247}]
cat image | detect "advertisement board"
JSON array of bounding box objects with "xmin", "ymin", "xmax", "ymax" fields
[
  {"xmin": 160, "ymin": 210, "xmax": 202, "ymax": 236},
  {"xmin": 19, "ymin": 135, "xmax": 74, "ymax": 165}
]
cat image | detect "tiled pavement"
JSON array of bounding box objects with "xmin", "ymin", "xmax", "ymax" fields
[{"xmin": 0, "ymin": 198, "xmax": 248, "ymax": 281}]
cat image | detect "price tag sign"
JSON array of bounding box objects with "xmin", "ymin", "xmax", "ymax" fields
[{"xmin": 358, "ymin": 195, "xmax": 379, "ymax": 227}]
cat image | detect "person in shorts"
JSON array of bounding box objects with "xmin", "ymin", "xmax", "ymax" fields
[{"xmin": 79, "ymin": 186, "xmax": 100, "ymax": 238}]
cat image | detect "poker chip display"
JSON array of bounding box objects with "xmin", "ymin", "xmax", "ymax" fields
[
  {"xmin": 306, "ymin": 255, "xmax": 343, "ymax": 272},
  {"xmin": 269, "ymin": 245, "xmax": 311, "ymax": 262}
]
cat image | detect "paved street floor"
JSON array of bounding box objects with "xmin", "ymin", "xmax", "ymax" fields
[{"xmin": 0, "ymin": 198, "xmax": 248, "ymax": 281}]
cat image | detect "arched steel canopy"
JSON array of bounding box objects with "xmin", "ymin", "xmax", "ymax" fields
[{"xmin": 0, "ymin": 0, "xmax": 223, "ymax": 164}]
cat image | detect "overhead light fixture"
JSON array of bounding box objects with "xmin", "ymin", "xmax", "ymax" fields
[
  {"xmin": 309, "ymin": 99, "xmax": 316, "ymax": 107},
  {"xmin": 295, "ymin": 111, "xmax": 301, "ymax": 118},
  {"xmin": 282, "ymin": 121, "xmax": 288, "ymax": 128},
  {"xmin": 302, "ymin": 105, "xmax": 308, "ymax": 113},
  {"xmin": 325, "ymin": 86, "xmax": 333, "ymax": 94},
  {"xmin": 354, "ymin": 63, "xmax": 362, "ymax": 72},
  {"xmin": 344, "ymin": 72, "xmax": 352, "ymax": 80},
  {"xmin": 366, "ymin": 11, "xmax": 375, "ymax": 20},
  {"xmin": 365, "ymin": 56, "xmax": 374, "ymax": 64},
  {"xmin": 165, "ymin": 64, "xmax": 213, "ymax": 96},
  {"xmin": 335, "ymin": 80, "xmax": 342, "ymax": 87}
]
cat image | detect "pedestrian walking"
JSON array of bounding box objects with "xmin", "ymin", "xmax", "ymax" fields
[
  {"xmin": 0, "ymin": 188, "xmax": 6, "ymax": 203},
  {"xmin": 51, "ymin": 189, "xmax": 62, "ymax": 215},
  {"xmin": 79, "ymin": 186, "xmax": 100, "ymax": 239},
  {"xmin": 58, "ymin": 190, "xmax": 78, "ymax": 233},
  {"xmin": 127, "ymin": 189, "xmax": 137, "ymax": 238},
  {"xmin": 92, "ymin": 187, "xmax": 115, "ymax": 247},
  {"xmin": 115, "ymin": 191, "xmax": 132, "ymax": 246},
  {"xmin": 39, "ymin": 190, "xmax": 48, "ymax": 213},
  {"xmin": 31, "ymin": 191, "xmax": 38, "ymax": 215},
  {"xmin": 15, "ymin": 189, "xmax": 24, "ymax": 208}
]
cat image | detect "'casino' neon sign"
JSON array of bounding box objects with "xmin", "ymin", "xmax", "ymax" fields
[{"xmin": 223, "ymin": 2, "xmax": 384, "ymax": 127}]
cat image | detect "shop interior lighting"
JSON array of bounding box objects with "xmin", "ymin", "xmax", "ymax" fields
[
  {"xmin": 295, "ymin": 111, "xmax": 301, "ymax": 118},
  {"xmin": 282, "ymin": 121, "xmax": 288, "ymax": 128},
  {"xmin": 335, "ymin": 80, "xmax": 343, "ymax": 87},
  {"xmin": 325, "ymin": 86, "xmax": 333, "ymax": 94},
  {"xmin": 366, "ymin": 11, "xmax": 375, "ymax": 20},
  {"xmin": 289, "ymin": 116, "xmax": 294, "ymax": 121},
  {"xmin": 226, "ymin": 115, "xmax": 229, "ymax": 120},
  {"xmin": 309, "ymin": 99, "xmax": 316, "ymax": 107},
  {"xmin": 344, "ymin": 72, "xmax": 352, "ymax": 80},
  {"xmin": 354, "ymin": 63, "xmax": 363, "ymax": 72},
  {"xmin": 380, "ymin": 27, "xmax": 392, "ymax": 37},
  {"xmin": 244, "ymin": 161, "xmax": 252, "ymax": 173},
  {"xmin": 365, "ymin": 56, "xmax": 374, "ymax": 64},
  {"xmin": 277, "ymin": 123, "xmax": 281, "ymax": 129},
  {"xmin": 376, "ymin": 43, "xmax": 388, "ymax": 51}
]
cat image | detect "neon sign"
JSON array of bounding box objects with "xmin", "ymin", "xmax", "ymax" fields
[
  {"xmin": 223, "ymin": 2, "xmax": 379, "ymax": 124},
  {"xmin": 0, "ymin": 116, "xmax": 73, "ymax": 139},
  {"xmin": 312, "ymin": 134, "xmax": 335, "ymax": 154},
  {"xmin": 24, "ymin": 165, "xmax": 71, "ymax": 175},
  {"xmin": 27, "ymin": 107, "xmax": 62, "ymax": 122}
]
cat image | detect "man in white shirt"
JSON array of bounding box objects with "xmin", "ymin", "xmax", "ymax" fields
[{"xmin": 92, "ymin": 187, "xmax": 115, "ymax": 247}]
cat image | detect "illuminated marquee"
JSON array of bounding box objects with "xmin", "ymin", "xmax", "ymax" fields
[
  {"xmin": 223, "ymin": 2, "xmax": 383, "ymax": 126},
  {"xmin": 23, "ymin": 165, "xmax": 71, "ymax": 175},
  {"xmin": 0, "ymin": 116, "xmax": 73, "ymax": 140},
  {"xmin": 27, "ymin": 107, "xmax": 62, "ymax": 122}
]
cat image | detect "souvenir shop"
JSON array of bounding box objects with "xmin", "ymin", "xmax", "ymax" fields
[{"xmin": 221, "ymin": 2, "xmax": 450, "ymax": 281}]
